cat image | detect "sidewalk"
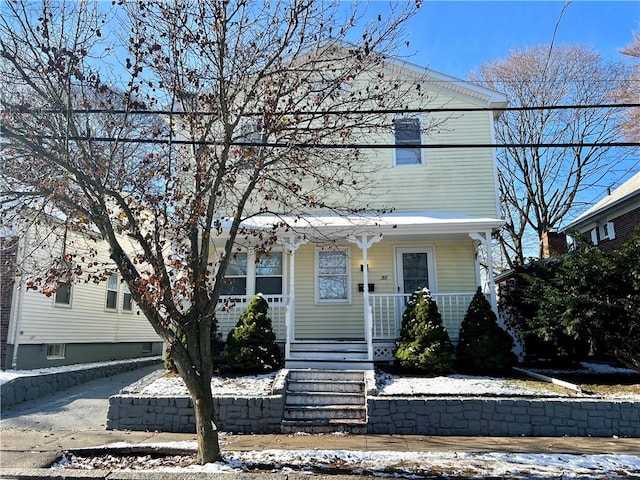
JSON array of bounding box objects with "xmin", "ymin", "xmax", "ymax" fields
[{"xmin": 2, "ymin": 428, "xmax": 639, "ymax": 475}]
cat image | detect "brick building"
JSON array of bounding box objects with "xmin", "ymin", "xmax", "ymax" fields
[{"xmin": 563, "ymin": 171, "xmax": 640, "ymax": 251}]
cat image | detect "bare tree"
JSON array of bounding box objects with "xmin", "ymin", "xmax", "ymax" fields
[
  {"xmin": 470, "ymin": 44, "xmax": 631, "ymax": 267},
  {"xmin": 613, "ymin": 30, "xmax": 640, "ymax": 142},
  {"xmin": 1, "ymin": 0, "xmax": 425, "ymax": 462}
]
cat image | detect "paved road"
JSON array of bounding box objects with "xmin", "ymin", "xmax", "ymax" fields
[{"xmin": 0, "ymin": 364, "xmax": 161, "ymax": 430}]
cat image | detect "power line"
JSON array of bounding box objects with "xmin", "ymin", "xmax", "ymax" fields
[
  {"xmin": 4, "ymin": 103, "xmax": 640, "ymax": 117},
  {"xmin": 3, "ymin": 129, "xmax": 638, "ymax": 149}
]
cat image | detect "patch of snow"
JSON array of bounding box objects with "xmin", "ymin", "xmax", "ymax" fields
[
  {"xmin": 376, "ymin": 373, "xmax": 565, "ymax": 397},
  {"xmin": 0, "ymin": 357, "xmax": 161, "ymax": 386},
  {"xmin": 531, "ymin": 362, "xmax": 638, "ymax": 375},
  {"xmin": 137, "ymin": 372, "xmax": 277, "ymax": 397},
  {"xmin": 52, "ymin": 445, "xmax": 640, "ymax": 479}
]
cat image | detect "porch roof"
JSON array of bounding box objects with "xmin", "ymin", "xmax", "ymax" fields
[{"xmin": 236, "ymin": 211, "xmax": 503, "ymax": 238}]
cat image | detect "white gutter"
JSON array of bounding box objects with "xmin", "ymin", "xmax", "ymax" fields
[{"xmin": 10, "ymin": 225, "xmax": 29, "ymax": 369}]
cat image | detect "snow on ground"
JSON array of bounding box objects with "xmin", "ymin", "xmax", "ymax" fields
[
  {"xmin": 375, "ymin": 372, "xmax": 563, "ymax": 396},
  {"xmin": 53, "ymin": 442, "xmax": 640, "ymax": 478},
  {"xmin": 0, "ymin": 357, "xmax": 162, "ymax": 385},
  {"xmin": 137, "ymin": 372, "xmax": 278, "ymax": 396}
]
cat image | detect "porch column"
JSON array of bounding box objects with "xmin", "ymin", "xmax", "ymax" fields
[
  {"xmin": 469, "ymin": 231, "xmax": 498, "ymax": 313},
  {"xmin": 347, "ymin": 233, "xmax": 383, "ymax": 361},
  {"xmin": 280, "ymin": 236, "xmax": 306, "ymax": 360}
]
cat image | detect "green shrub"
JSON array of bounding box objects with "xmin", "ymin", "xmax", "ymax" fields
[
  {"xmin": 224, "ymin": 294, "xmax": 282, "ymax": 373},
  {"xmin": 456, "ymin": 287, "xmax": 517, "ymax": 375},
  {"xmin": 394, "ymin": 287, "xmax": 454, "ymax": 375}
]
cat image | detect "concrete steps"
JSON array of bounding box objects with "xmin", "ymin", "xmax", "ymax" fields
[
  {"xmin": 285, "ymin": 341, "xmax": 373, "ymax": 370},
  {"xmin": 282, "ymin": 370, "xmax": 368, "ymax": 434}
]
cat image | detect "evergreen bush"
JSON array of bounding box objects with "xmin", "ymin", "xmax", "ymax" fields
[
  {"xmin": 224, "ymin": 294, "xmax": 283, "ymax": 373},
  {"xmin": 394, "ymin": 287, "xmax": 454, "ymax": 375},
  {"xmin": 456, "ymin": 287, "xmax": 517, "ymax": 375}
]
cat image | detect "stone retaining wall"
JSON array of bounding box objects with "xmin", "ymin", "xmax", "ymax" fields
[
  {"xmin": 0, "ymin": 357, "xmax": 161, "ymax": 411},
  {"xmin": 367, "ymin": 397, "xmax": 640, "ymax": 437},
  {"xmin": 106, "ymin": 395, "xmax": 284, "ymax": 433},
  {"xmin": 106, "ymin": 393, "xmax": 639, "ymax": 437}
]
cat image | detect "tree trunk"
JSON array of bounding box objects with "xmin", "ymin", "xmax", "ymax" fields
[{"xmin": 193, "ymin": 393, "xmax": 221, "ymax": 464}]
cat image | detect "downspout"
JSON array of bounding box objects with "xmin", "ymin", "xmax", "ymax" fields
[{"xmin": 10, "ymin": 225, "xmax": 30, "ymax": 369}]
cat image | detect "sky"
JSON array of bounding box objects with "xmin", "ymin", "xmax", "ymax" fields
[
  {"xmin": 371, "ymin": 1, "xmax": 639, "ymax": 218},
  {"xmin": 384, "ymin": 1, "xmax": 639, "ymax": 79}
]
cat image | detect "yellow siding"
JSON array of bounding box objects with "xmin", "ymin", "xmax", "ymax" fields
[
  {"xmin": 293, "ymin": 244, "xmax": 365, "ymax": 339},
  {"xmin": 291, "ymin": 239, "xmax": 478, "ymax": 338},
  {"xmin": 432, "ymin": 240, "xmax": 478, "ymax": 292},
  {"xmin": 314, "ymin": 99, "xmax": 499, "ymax": 217}
]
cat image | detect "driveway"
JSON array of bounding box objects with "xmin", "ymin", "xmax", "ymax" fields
[{"xmin": 0, "ymin": 364, "xmax": 161, "ymax": 430}]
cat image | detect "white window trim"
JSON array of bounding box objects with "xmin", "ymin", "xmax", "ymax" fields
[
  {"xmin": 105, "ymin": 273, "xmax": 119, "ymax": 311},
  {"xmin": 53, "ymin": 280, "xmax": 73, "ymax": 308},
  {"xmin": 393, "ymin": 116, "xmax": 424, "ymax": 167},
  {"xmin": 394, "ymin": 246, "xmax": 438, "ymax": 295},
  {"xmin": 599, "ymin": 222, "xmax": 615, "ymax": 241},
  {"xmin": 46, "ymin": 343, "xmax": 66, "ymax": 360},
  {"xmin": 315, "ymin": 247, "xmax": 352, "ymax": 305},
  {"xmin": 122, "ymin": 283, "xmax": 134, "ymax": 313},
  {"xmin": 220, "ymin": 249, "xmax": 286, "ymax": 302}
]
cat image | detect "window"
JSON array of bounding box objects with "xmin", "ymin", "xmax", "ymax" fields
[
  {"xmin": 317, "ymin": 249, "xmax": 350, "ymax": 303},
  {"xmin": 255, "ymin": 252, "xmax": 283, "ymax": 295},
  {"xmin": 141, "ymin": 342, "xmax": 153, "ymax": 353},
  {"xmin": 599, "ymin": 222, "xmax": 616, "ymax": 241},
  {"xmin": 221, "ymin": 253, "xmax": 248, "ymax": 295},
  {"xmin": 394, "ymin": 117, "xmax": 423, "ymax": 166},
  {"xmin": 46, "ymin": 343, "xmax": 65, "ymax": 359},
  {"xmin": 106, "ymin": 273, "xmax": 118, "ymax": 310},
  {"xmin": 122, "ymin": 283, "xmax": 133, "ymax": 311},
  {"xmin": 54, "ymin": 281, "xmax": 72, "ymax": 306}
]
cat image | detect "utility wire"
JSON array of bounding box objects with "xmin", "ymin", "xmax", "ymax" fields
[
  {"xmin": 3, "ymin": 129, "xmax": 637, "ymax": 149},
  {"xmin": 4, "ymin": 103, "xmax": 640, "ymax": 117}
]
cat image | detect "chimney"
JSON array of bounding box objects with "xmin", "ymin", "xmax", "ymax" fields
[{"xmin": 541, "ymin": 231, "xmax": 568, "ymax": 258}]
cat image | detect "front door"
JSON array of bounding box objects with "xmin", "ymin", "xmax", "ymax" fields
[
  {"xmin": 395, "ymin": 247, "xmax": 436, "ymax": 327},
  {"xmin": 396, "ymin": 247, "xmax": 435, "ymax": 295}
]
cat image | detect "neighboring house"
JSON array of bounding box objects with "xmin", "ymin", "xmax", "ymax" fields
[
  {"xmin": 213, "ymin": 57, "xmax": 507, "ymax": 369},
  {"xmin": 563, "ymin": 171, "xmax": 640, "ymax": 252},
  {"xmin": 1, "ymin": 220, "xmax": 162, "ymax": 370}
]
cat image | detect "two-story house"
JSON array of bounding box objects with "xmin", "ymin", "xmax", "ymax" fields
[
  {"xmin": 212, "ymin": 57, "xmax": 507, "ymax": 369},
  {"xmin": 1, "ymin": 219, "xmax": 162, "ymax": 370},
  {"xmin": 1, "ymin": 55, "xmax": 506, "ymax": 371}
]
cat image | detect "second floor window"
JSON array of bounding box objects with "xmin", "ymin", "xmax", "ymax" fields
[
  {"xmin": 54, "ymin": 280, "xmax": 71, "ymax": 306},
  {"xmin": 106, "ymin": 273, "xmax": 118, "ymax": 310},
  {"xmin": 394, "ymin": 117, "xmax": 423, "ymax": 166}
]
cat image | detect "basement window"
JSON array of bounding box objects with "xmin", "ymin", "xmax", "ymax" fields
[{"xmin": 46, "ymin": 343, "xmax": 66, "ymax": 359}]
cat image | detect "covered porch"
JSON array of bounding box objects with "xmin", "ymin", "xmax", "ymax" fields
[{"xmin": 215, "ymin": 211, "xmax": 503, "ymax": 369}]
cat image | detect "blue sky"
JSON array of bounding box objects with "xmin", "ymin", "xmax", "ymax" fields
[
  {"xmin": 386, "ymin": 1, "xmax": 639, "ymax": 79},
  {"xmin": 371, "ymin": 1, "xmax": 638, "ymax": 216}
]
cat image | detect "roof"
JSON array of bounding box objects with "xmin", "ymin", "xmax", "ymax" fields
[
  {"xmin": 232, "ymin": 211, "xmax": 503, "ymax": 239},
  {"xmin": 564, "ymin": 171, "xmax": 640, "ymax": 230}
]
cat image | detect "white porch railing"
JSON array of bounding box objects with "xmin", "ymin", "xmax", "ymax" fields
[
  {"xmin": 369, "ymin": 292, "xmax": 477, "ymax": 341},
  {"xmin": 216, "ymin": 295, "xmax": 288, "ymax": 341}
]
